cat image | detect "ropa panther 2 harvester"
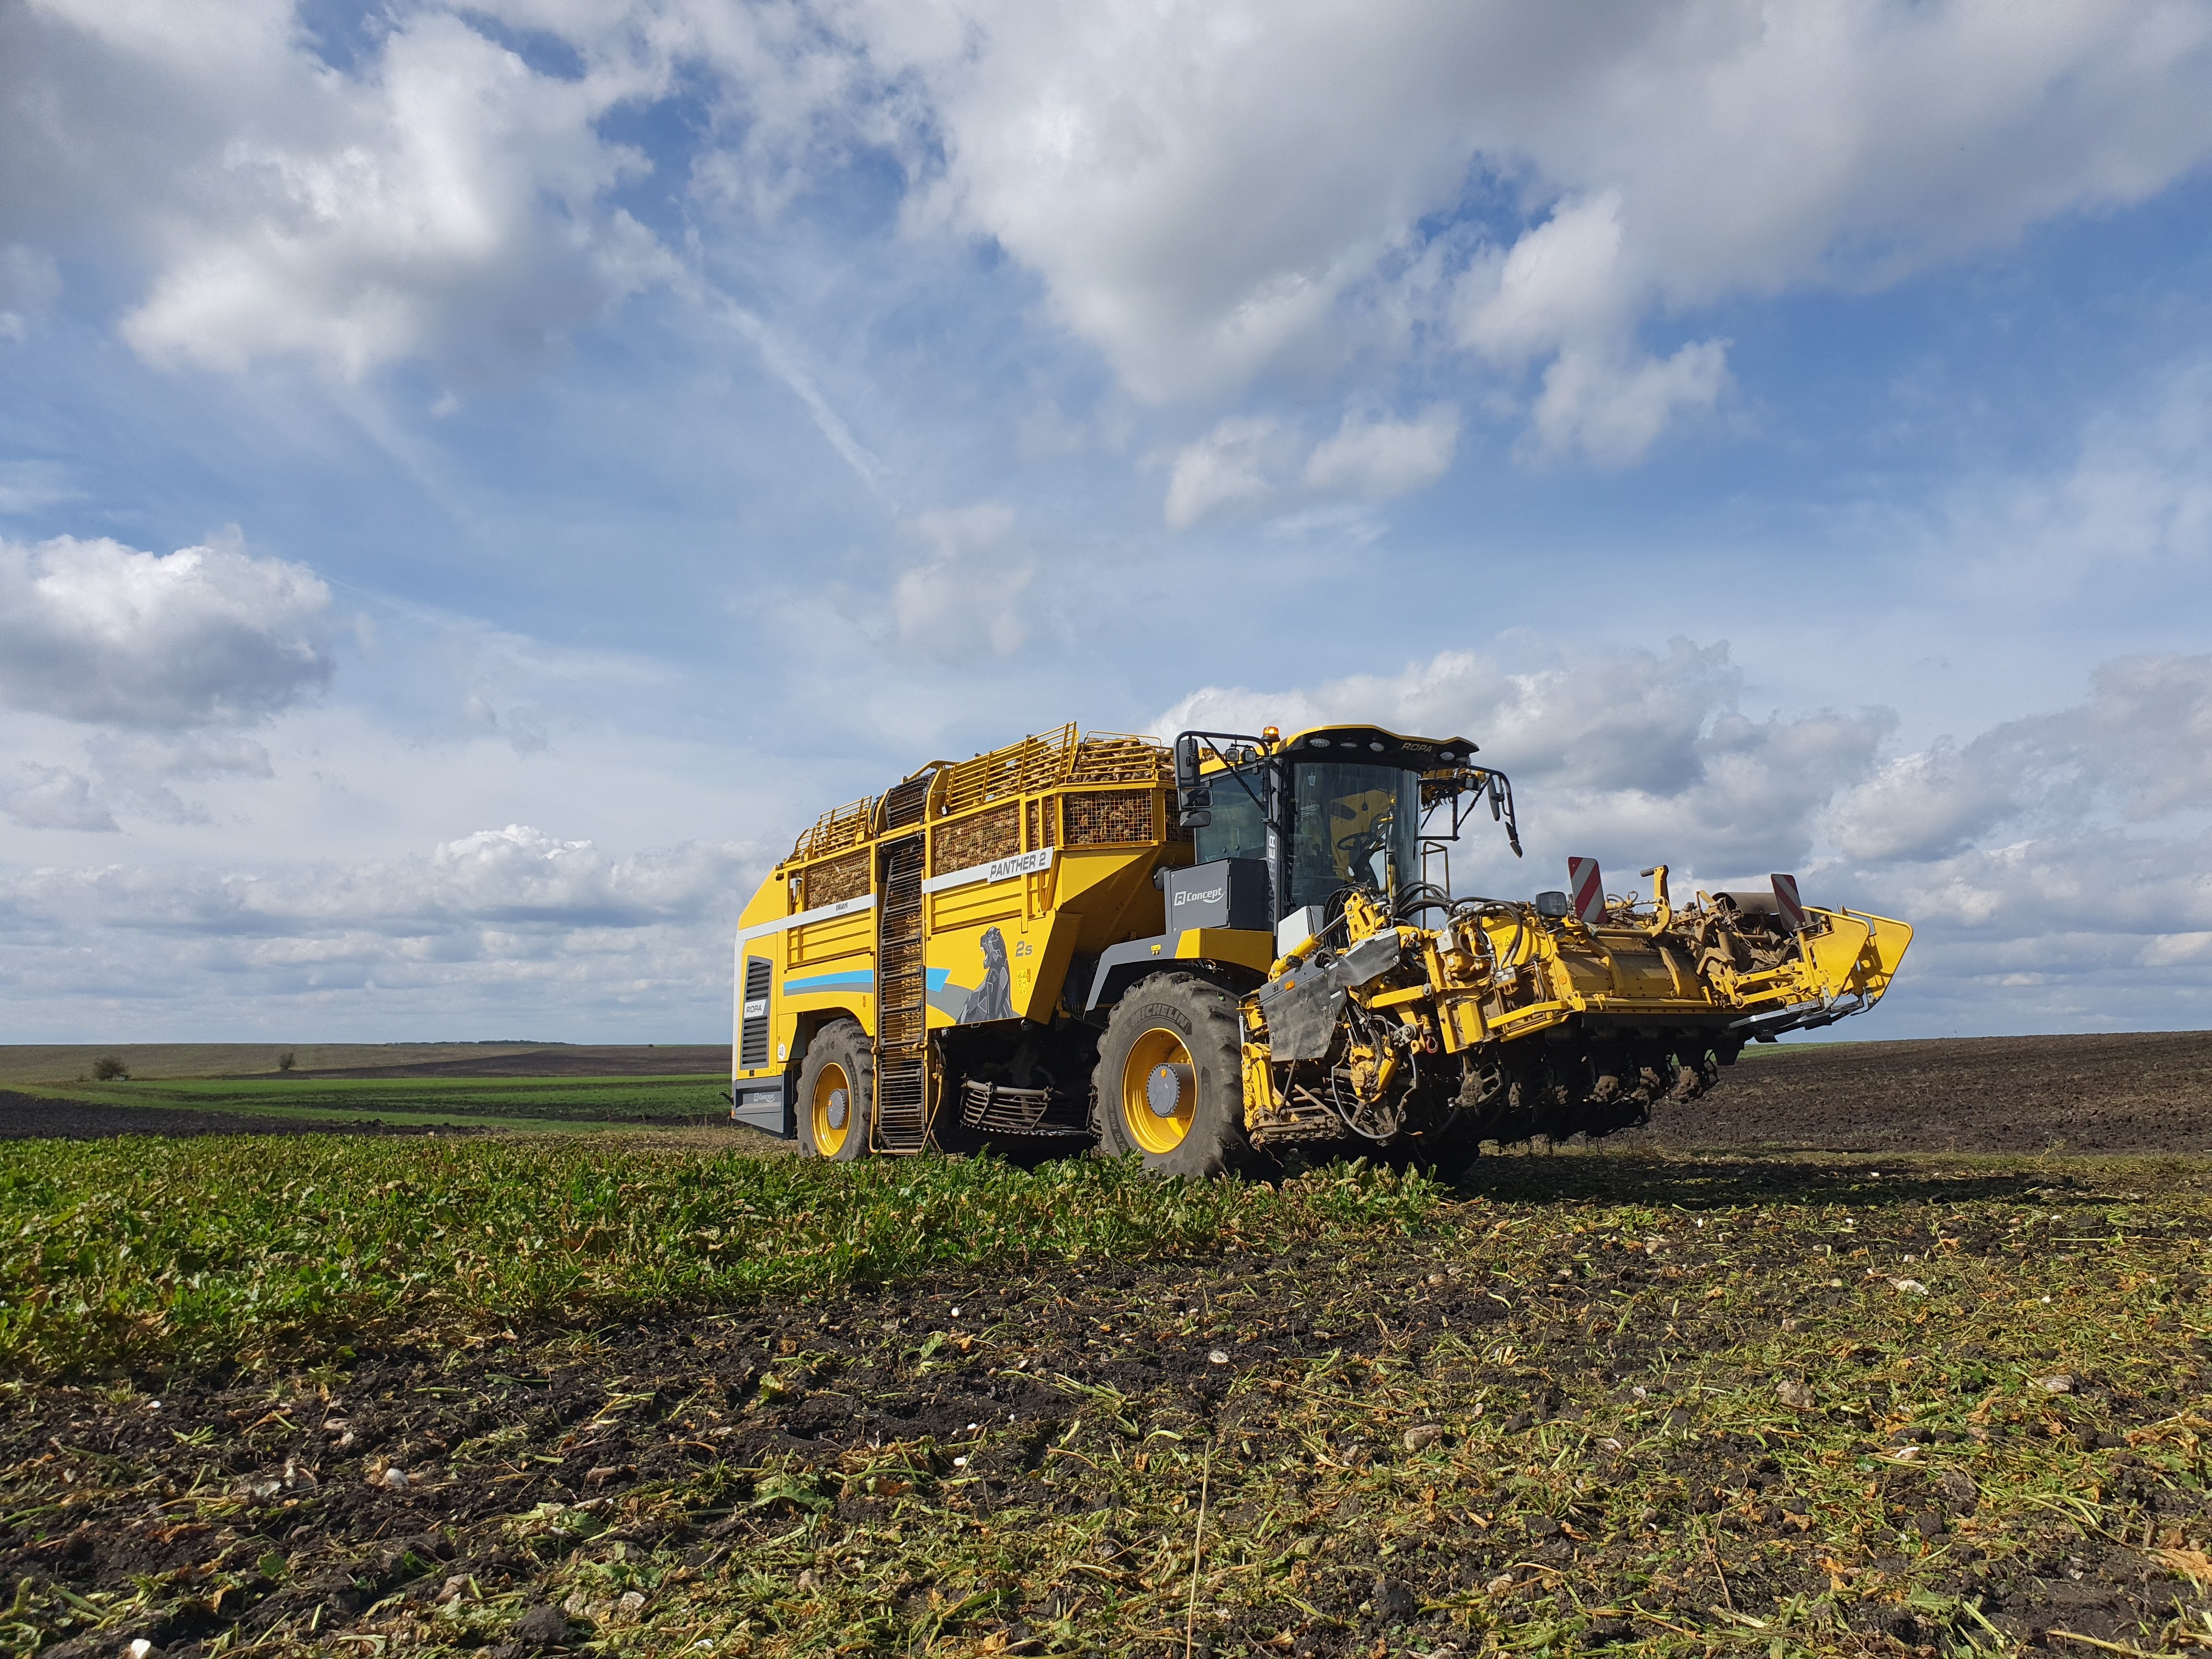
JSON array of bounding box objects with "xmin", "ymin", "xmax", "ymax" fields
[{"xmin": 730, "ymin": 721, "xmax": 1911, "ymax": 1176}]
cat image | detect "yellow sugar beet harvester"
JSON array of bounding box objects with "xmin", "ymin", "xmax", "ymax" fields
[{"xmin": 730, "ymin": 720, "xmax": 1912, "ymax": 1176}]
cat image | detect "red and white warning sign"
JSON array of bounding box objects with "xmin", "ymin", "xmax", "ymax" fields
[
  {"xmin": 1769, "ymin": 872, "xmax": 1807, "ymax": 932},
  {"xmin": 1567, "ymin": 856, "xmax": 1606, "ymax": 926}
]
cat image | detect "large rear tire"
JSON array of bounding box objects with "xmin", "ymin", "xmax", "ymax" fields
[
  {"xmin": 1091, "ymin": 972, "xmax": 1253, "ymax": 1178},
  {"xmin": 799, "ymin": 1019, "xmax": 874, "ymax": 1161}
]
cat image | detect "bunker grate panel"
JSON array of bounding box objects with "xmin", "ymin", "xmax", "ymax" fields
[
  {"xmin": 1026, "ymin": 795, "xmax": 1057, "ymax": 849},
  {"xmin": 1064, "ymin": 788, "xmax": 1155, "ymax": 847},
  {"xmin": 802, "ymin": 848, "xmax": 871, "ymax": 908},
  {"xmin": 932, "ymin": 803, "xmax": 1020, "ymax": 874}
]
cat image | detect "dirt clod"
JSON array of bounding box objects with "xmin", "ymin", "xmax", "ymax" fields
[
  {"xmin": 1371, "ymin": 1577, "xmax": 1417, "ymax": 1623},
  {"xmin": 509, "ymin": 1604, "xmax": 572, "ymax": 1648}
]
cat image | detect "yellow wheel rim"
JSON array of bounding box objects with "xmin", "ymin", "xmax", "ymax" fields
[
  {"xmin": 811, "ymin": 1061, "xmax": 853, "ymax": 1156},
  {"xmin": 1121, "ymin": 1027, "xmax": 1195, "ymax": 1155}
]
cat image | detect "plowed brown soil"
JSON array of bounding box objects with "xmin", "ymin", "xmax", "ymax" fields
[
  {"xmin": 1636, "ymin": 1031, "xmax": 2212, "ymax": 1154},
  {"xmin": 299, "ymin": 1046, "xmax": 727, "ymax": 1079},
  {"xmin": 0, "ymin": 1093, "xmax": 473, "ymax": 1142}
]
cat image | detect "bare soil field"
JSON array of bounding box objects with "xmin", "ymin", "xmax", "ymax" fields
[
  {"xmin": 304, "ymin": 1046, "xmax": 728, "ymax": 1079},
  {"xmin": 0, "ymin": 1045, "xmax": 725, "ymax": 1087},
  {"xmin": 0, "ymin": 1093, "xmax": 479, "ymax": 1142},
  {"xmin": 1635, "ymin": 1031, "xmax": 2212, "ymax": 1155},
  {"xmin": 0, "ymin": 1045, "xmax": 561, "ymax": 1086}
]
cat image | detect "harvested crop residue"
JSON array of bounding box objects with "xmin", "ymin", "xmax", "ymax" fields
[{"xmin": 5, "ymin": 1152, "xmax": 2209, "ymax": 1657}]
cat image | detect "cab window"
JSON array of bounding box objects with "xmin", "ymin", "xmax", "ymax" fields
[
  {"xmin": 1287, "ymin": 763, "xmax": 1419, "ymax": 910},
  {"xmin": 1193, "ymin": 764, "xmax": 1266, "ymax": 864}
]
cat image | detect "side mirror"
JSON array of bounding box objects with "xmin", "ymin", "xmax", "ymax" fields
[{"xmin": 1173, "ymin": 733, "xmax": 1212, "ymax": 827}]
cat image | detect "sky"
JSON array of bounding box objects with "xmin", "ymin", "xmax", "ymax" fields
[{"xmin": 3, "ymin": 0, "xmax": 2211, "ymax": 1043}]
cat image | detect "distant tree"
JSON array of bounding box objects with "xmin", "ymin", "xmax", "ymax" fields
[
  {"xmin": 92, "ymin": 1056, "xmax": 128, "ymax": 1081},
  {"xmin": 278, "ymin": 1051, "xmax": 297, "ymax": 1073}
]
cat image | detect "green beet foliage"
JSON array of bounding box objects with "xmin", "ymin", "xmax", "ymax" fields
[{"xmin": 0, "ymin": 1136, "xmax": 1441, "ymax": 1380}]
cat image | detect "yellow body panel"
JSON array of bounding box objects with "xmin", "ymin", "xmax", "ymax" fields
[
  {"xmin": 733, "ymin": 726, "xmax": 1185, "ymax": 1108},
  {"xmin": 1173, "ymin": 928, "xmax": 1277, "ymax": 975}
]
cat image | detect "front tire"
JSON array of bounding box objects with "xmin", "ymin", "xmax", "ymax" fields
[
  {"xmin": 1091, "ymin": 972, "xmax": 1252, "ymax": 1178},
  {"xmin": 799, "ymin": 1020, "xmax": 874, "ymax": 1160}
]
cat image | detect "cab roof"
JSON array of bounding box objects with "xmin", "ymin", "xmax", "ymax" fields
[{"xmin": 1277, "ymin": 724, "xmax": 1479, "ymax": 770}]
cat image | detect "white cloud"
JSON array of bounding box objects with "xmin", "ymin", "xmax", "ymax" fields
[
  {"xmin": 1829, "ymin": 742, "xmax": 2010, "ymax": 865},
  {"xmin": 12, "ymin": 1, "xmax": 2209, "ymax": 459},
  {"xmin": 1302, "ymin": 406, "xmax": 1459, "ymax": 498},
  {"xmin": 1457, "ymin": 193, "xmax": 1635, "ymax": 369},
  {"xmin": 0, "ymin": 764, "xmax": 116, "ymax": 833},
  {"xmin": 1164, "ymin": 403, "xmax": 1459, "ymax": 529},
  {"xmin": 83, "ymin": 731, "xmax": 276, "ymax": 824},
  {"xmin": 891, "ymin": 503, "xmax": 1034, "ymax": 658},
  {"xmin": 1525, "ymin": 338, "xmax": 1730, "ymax": 466},
  {"xmin": 1160, "ymin": 639, "xmax": 1894, "ymax": 876},
  {"xmin": 0, "ymin": 822, "xmax": 768, "ymax": 1036},
  {"xmin": 0, "ymin": 460, "xmax": 78, "ymax": 515},
  {"xmin": 1814, "ymin": 654, "xmax": 2212, "ymax": 1030},
  {"xmin": 0, "ymin": 534, "xmax": 334, "ymax": 729},
  {"xmin": 1944, "ymin": 362, "xmax": 2212, "ymax": 589},
  {"xmin": 1452, "ymin": 192, "xmax": 1730, "ymax": 465},
  {"xmin": 1153, "ymin": 640, "xmax": 2212, "ymax": 1031},
  {"xmin": 1853, "ymin": 827, "xmax": 2212, "ymax": 1034},
  {"xmin": 411, "ymin": 823, "xmax": 744, "ymax": 928},
  {"xmin": 1169, "ymin": 645, "xmax": 2212, "ymax": 879},
  {"xmin": 2, "ymin": 1, "xmax": 674, "ymax": 382},
  {"xmin": 823, "ymin": 0, "xmax": 2212, "ymax": 453},
  {"xmin": 0, "ymin": 242, "xmax": 59, "ymax": 340},
  {"xmin": 1163, "ymin": 416, "xmax": 1287, "ymax": 528},
  {"xmin": 1833, "ymin": 652, "xmax": 2212, "ymax": 864}
]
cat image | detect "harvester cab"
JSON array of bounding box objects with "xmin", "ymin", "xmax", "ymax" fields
[
  {"xmin": 1170, "ymin": 723, "xmax": 1512, "ymax": 946},
  {"xmin": 730, "ymin": 721, "xmax": 1911, "ymax": 1177}
]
